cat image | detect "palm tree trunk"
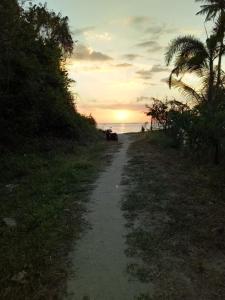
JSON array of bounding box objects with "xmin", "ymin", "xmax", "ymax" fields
[
  {"xmin": 216, "ymin": 11, "xmax": 225, "ymax": 88},
  {"xmin": 214, "ymin": 139, "xmax": 220, "ymax": 165},
  {"xmin": 208, "ymin": 55, "xmax": 214, "ymax": 102},
  {"xmin": 216, "ymin": 38, "xmax": 224, "ymax": 88}
]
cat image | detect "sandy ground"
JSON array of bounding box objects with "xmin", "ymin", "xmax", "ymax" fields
[{"xmin": 65, "ymin": 134, "xmax": 150, "ymax": 300}]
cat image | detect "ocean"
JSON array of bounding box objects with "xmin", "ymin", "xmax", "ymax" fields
[{"xmin": 98, "ymin": 123, "xmax": 150, "ymax": 134}]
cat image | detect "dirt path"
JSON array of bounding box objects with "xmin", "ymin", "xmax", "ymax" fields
[{"xmin": 66, "ymin": 134, "xmax": 149, "ymax": 300}]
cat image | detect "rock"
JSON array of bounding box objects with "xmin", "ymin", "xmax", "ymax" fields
[{"xmin": 3, "ymin": 217, "xmax": 17, "ymax": 227}]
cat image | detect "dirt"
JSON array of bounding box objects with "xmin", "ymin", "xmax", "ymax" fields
[
  {"xmin": 122, "ymin": 132, "xmax": 225, "ymax": 300},
  {"xmin": 65, "ymin": 134, "xmax": 151, "ymax": 300}
]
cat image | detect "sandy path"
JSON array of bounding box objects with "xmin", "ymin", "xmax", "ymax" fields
[{"xmin": 66, "ymin": 134, "xmax": 149, "ymax": 300}]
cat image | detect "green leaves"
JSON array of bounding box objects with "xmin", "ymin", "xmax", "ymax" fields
[{"xmin": 0, "ymin": 1, "xmax": 98, "ymax": 147}]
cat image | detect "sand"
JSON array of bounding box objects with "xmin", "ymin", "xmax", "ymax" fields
[{"xmin": 66, "ymin": 134, "xmax": 150, "ymax": 300}]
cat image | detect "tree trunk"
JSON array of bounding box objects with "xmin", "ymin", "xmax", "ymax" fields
[
  {"xmin": 216, "ymin": 11, "xmax": 225, "ymax": 88},
  {"xmin": 214, "ymin": 140, "xmax": 220, "ymax": 165},
  {"xmin": 216, "ymin": 38, "xmax": 224, "ymax": 88},
  {"xmin": 208, "ymin": 55, "xmax": 214, "ymax": 102}
]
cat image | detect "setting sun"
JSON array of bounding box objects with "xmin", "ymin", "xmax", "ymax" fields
[{"xmin": 115, "ymin": 110, "xmax": 129, "ymax": 122}]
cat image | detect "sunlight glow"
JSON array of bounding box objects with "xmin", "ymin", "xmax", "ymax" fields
[{"xmin": 115, "ymin": 110, "xmax": 129, "ymax": 122}]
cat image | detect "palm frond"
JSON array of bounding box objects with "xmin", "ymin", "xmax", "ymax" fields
[
  {"xmin": 195, "ymin": 0, "xmax": 225, "ymax": 21},
  {"xmin": 196, "ymin": 4, "xmax": 219, "ymax": 20},
  {"xmin": 165, "ymin": 35, "xmax": 208, "ymax": 66},
  {"xmin": 170, "ymin": 77, "xmax": 203, "ymax": 103}
]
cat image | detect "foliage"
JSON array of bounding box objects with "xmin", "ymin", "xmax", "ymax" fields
[
  {"xmin": 146, "ymin": 98, "xmax": 191, "ymax": 146},
  {"xmin": 146, "ymin": 0, "xmax": 225, "ymax": 164},
  {"xmin": 146, "ymin": 98, "xmax": 169, "ymax": 130},
  {"xmin": 0, "ymin": 0, "xmax": 98, "ymax": 147},
  {"xmin": 0, "ymin": 139, "xmax": 108, "ymax": 299},
  {"xmin": 196, "ymin": 0, "xmax": 225, "ymax": 87}
]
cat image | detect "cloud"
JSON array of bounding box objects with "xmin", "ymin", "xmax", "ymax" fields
[
  {"xmin": 151, "ymin": 64, "xmax": 168, "ymax": 73},
  {"xmin": 115, "ymin": 63, "xmax": 133, "ymax": 68},
  {"xmin": 137, "ymin": 96, "xmax": 152, "ymax": 102},
  {"xmin": 120, "ymin": 16, "xmax": 176, "ymax": 38},
  {"xmin": 122, "ymin": 54, "xmax": 141, "ymax": 61},
  {"xmin": 84, "ymin": 31, "xmax": 112, "ymax": 41},
  {"xmin": 148, "ymin": 82, "xmax": 158, "ymax": 86},
  {"xmin": 161, "ymin": 77, "xmax": 169, "ymax": 84},
  {"xmin": 136, "ymin": 41, "xmax": 156, "ymax": 47},
  {"xmin": 136, "ymin": 40, "xmax": 163, "ymax": 52},
  {"xmin": 145, "ymin": 25, "xmax": 164, "ymax": 35},
  {"xmin": 136, "ymin": 64, "xmax": 168, "ymax": 81},
  {"xmin": 145, "ymin": 24, "xmax": 176, "ymax": 36},
  {"xmin": 136, "ymin": 69, "xmax": 152, "ymax": 80},
  {"xmin": 74, "ymin": 44, "xmax": 113, "ymax": 61},
  {"xmin": 127, "ymin": 16, "xmax": 151, "ymax": 26},
  {"xmin": 74, "ymin": 27, "xmax": 95, "ymax": 35},
  {"xmin": 74, "ymin": 27, "xmax": 112, "ymax": 41},
  {"xmin": 80, "ymin": 66, "xmax": 101, "ymax": 71},
  {"xmin": 113, "ymin": 16, "xmax": 151, "ymax": 27},
  {"xmin": 79, "ymin": 101, "xmax": 146, "ymax": 112}
]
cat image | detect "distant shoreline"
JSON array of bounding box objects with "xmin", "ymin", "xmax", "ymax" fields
[
  {"xmin": 97, "ymin": 123, "xmax": 150, "ymax": 134},
  {"xmin": 98, "ymin": 122, "xmax": 148, "ymax": 125}
]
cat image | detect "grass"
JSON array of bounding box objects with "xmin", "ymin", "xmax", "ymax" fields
[
  {"xmin": 0, "ymin": 137, "xmax": 115, "ymax": 300},
  {"xmin": 123, "ymin": 131, "xmax": 225, "ymax": 300}
]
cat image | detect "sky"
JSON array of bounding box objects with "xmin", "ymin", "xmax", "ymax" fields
[{"xmin": 42, "ymin": 0, "xmax": 207, "ymax": 123}]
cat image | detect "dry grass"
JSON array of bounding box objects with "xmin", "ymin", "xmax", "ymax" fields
[{"xmin": 123, "ymin": 131, "xmax": 225, "ymax": 300}]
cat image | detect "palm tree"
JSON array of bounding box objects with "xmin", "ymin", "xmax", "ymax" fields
[
  {"xmin": 165, "ymin": 34, "xmax": 218, "ymax": 103},
  {"xmin": 196, "ymin": 0, "xmax": 225, "ymax": 87}
]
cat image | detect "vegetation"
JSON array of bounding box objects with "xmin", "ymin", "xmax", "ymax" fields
[
  {"xmin": 147, "ymin": 0, "xmax": 225, "ymax": 164},
  {"xmin": 0, "ymin": 1, "xmax": 106, "ymax": 299},
  {"xmin": 0, "ymin": 0, "xmax": 98, "ymax": 148},
  {"xmin": 0, "ymin": 140, "xmax": 111, "ymax": 299},
  {"xmin": 123, "ymin": 132, "xmax": 225, "ymax": 299}
]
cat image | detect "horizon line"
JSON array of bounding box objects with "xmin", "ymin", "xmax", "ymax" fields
[{"xmin": 98, "ymin": 122, "xmax": 149, "ymax": 124}]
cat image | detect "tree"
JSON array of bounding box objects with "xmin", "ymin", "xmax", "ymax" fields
[
  {"xmin": 165, "ymin": 32, "xmax": 225, "ymax": 163},
  {"xmin": 196, "ymin": 0, "xmax": 225, "ymax": 87},
  {"xmin": 0, "ymin": 1, "xmax": 98, "ymax": 147},
  {"xmin": 24, "ymin": 4, "xmax": 73, "ymax": 55},
  {"xmin": 146, "ymin": 98, "xmax": 168, "ymax": 130},
  {"xmin": 165, "ymin": 34, "xmax": 218, "ymax": 103}
]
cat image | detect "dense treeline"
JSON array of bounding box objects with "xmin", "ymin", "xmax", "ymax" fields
[
  {"xmin": 0, "ymin": 0, "xmax": 97, "ymax": 148},
  {"xmin": 147, "ymin": 0, "xmax": 225, "ymax": 164}
]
